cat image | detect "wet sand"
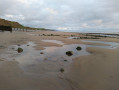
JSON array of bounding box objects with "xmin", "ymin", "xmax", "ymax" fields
[
  {"xmin": 0, "ymin": 30, "xmax": 119, "ymax": 90},
  {"xmin": 66, "ymin": 47, "xmax": 119, "ymax": 90}
]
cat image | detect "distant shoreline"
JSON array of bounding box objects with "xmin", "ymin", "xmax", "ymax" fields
[{"xmin": 55, "ymin": 29, "xmax": 119, "ymax": 34}]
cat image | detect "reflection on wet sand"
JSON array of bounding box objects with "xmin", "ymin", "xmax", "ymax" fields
[
  {"xmin": 42, "ymin": 40, "xmax": 64, "ymax": 45},
  {"xmin": 0, "ymin": 40, "xmax": 118, "ymax": 75}
]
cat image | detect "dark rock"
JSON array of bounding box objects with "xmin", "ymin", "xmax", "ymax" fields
[
  {"xmin": 76, "ymin": 46, "xmax": 82, "ymax": 50},
  {"xmin": 17, "ymin": 48, "xmax": 23, "ymax": 53},
  {"xmin": 66, "ymin": 51, "xmax": 73, "ymax": 56}
]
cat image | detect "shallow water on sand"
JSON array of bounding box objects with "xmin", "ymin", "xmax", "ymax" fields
[
  {"xmin": 0, "ymin": 41, "xmax": 89, "ymax": 74},
  {"xmin": 90, "ymin": 33, "xmax": 119, "ymax": 38},
  {"xmin": 0, "ymin": 40, "xmax": 118, "ymax": 74},
  {"xmin": 42, "ymin": 40, "xmax": 64, "ymax": 45},
  {"xmin": 82, "ymin": 40, "xmax": 119, "ymax": 49}
]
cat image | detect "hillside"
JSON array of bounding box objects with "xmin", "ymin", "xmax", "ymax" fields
[
  {"xmin": 0, "ymin": 18, "xmax": 23, "ymax": 28},
  {"xmin": 0, "ymin": 18, "xmax": 51, "ymax": 30}
]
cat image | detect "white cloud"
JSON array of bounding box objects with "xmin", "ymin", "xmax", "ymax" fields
[
  {"xmin": 17, "ymin": 0, "xmax": 29, "ymax": 4},
  {"xmin": 0, "ymin": 0, "xmax": 119, "ymax": 32},
  {"xmin": 45, "ymin": 8, "xmax": 58, "ymax": 14},
  {"xmin": 81, "ymin": 24, "xmax": 89, "ymax": 28}
]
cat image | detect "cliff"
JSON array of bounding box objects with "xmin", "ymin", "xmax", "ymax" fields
[{"xmin": 0, "ymin": 18, "xmax": 23, "ymax": 28}]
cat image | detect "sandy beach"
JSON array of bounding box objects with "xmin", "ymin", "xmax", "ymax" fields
[{"xmin": 0, "ymin": 30, "xmax": 119, "ymax": 90}]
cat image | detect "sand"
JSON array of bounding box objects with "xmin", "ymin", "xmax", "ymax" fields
[
  {"xmin": 66, "ymin": 47, "xmax": 119, "ymax": 90},
  {"xmin": 0, "ymin": 30, "xmax": 119, "ymax": 90}
]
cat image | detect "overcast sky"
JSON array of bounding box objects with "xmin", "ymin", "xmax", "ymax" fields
[{"xmin": 0, "ymin": 0, "xmax": 119, "ymax": 32}]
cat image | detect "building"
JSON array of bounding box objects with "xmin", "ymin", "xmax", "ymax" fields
[{"xmin": 0, "ymin": 25, "xmax": 12, "ymax": 32}]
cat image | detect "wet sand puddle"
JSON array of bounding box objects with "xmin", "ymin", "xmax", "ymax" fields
[
  {"xmin": 68, "ymin": 37, "xmax": 80, "ymax": 39},
  {"xmin": 0, "ymin": 40, "xmax": 118, "ymax": 75},
  {"xmin": 90, "ymin": 33, "xmax": 119, "ymax": 38},
  {"xmin": 27, "ymin": 33, "xmax": 35, "ymax": 36},
  {"xmin": 82, "ymin": 40, "xmax": 119, "ymax": 49},
  {"xmin": 42, "ymin": 40, "xmax": 64, "ymax": 45},
  {"xmin": 0, "ymin": 41, "xmax": 89, "ymax": 75}
]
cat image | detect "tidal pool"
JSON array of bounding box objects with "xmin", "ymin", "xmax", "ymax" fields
[
  {"xmin": 0, "ymin": 41, "xmax": 89, "ymax": 74},
  {"xmin": 27, "ymin": 33, "xmax": 35, "ymax": 36},
  {"xmin": 17, "ymin": 43, "xmax": 89, "ymax": 74},
  {"xmin": 82, "ymin": 40, "xmax": 119, "ymax": 49},
  {"xmin": 1, "ymin": 40, "xmax": 118, "ymax": 74},
  {"xmin": 42, "ymin": 40, "xmax": 64, "ymax": 45},
  {"xmin": 89, "ymin": 33, "xmax": 119, "ymax": 38},
  {"xmin": 68, "ymin": 37, "xmax": 80, "ymax": 39}
]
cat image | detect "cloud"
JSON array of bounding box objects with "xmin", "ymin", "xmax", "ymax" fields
[{"xmin": 0, "ymin": 0, "xmax": 119, "ymax": 32}]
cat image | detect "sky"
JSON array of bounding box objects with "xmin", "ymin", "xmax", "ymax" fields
[{"xmin": 0, "ymin": 0, "xmax": 119, "ymax": 33}]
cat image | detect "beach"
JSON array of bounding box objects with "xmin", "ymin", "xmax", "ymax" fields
[{"xmin": 0, "ymin": 30, "xmax": 119, "ymax": 90}]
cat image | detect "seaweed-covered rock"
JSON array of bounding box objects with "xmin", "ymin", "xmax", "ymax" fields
[
  {"xmin": 76, "ymin": 46, "xmax": 82, "ymax": 50},
  {"xmin": 66, "ymin": 51, "xmax": 73, "ymax": 56},
  {"xmin": 17, "ymin": 48, "xmax": 23, "ymax": 53},
  {"xmin": 40, "ymin": 52, "xmax": 44, "ymax": 54},
  {"xmin": 64, "ymin": 60, "xmax": 68, "ymax": 62},
  {"xmin": 60, "ymin": 68, "xmax": 64, "ymax": 73}
]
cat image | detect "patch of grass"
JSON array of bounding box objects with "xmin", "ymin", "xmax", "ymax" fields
[
  {"xmin": 37, "ymin": 28, "xmax": 46, "ymax": 30},
  {"xmin": 66, "ymin": 51, "xmax": 73, "ymax": 56},
  {"xmin": 76, "ymin": 46, "xmax": 82, "ymax": 50},
  {"xmin": 60, "ymin": 68, "xmax": 64, "ymax": 73},
  {"xmin": 17, "ymin": 48, "xmax": 23, "ymax": 53}
]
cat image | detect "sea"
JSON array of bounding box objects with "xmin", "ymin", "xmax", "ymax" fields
[{"xmin": 56, "ymin": 29, "xmax": 119, "ymax": 34}]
